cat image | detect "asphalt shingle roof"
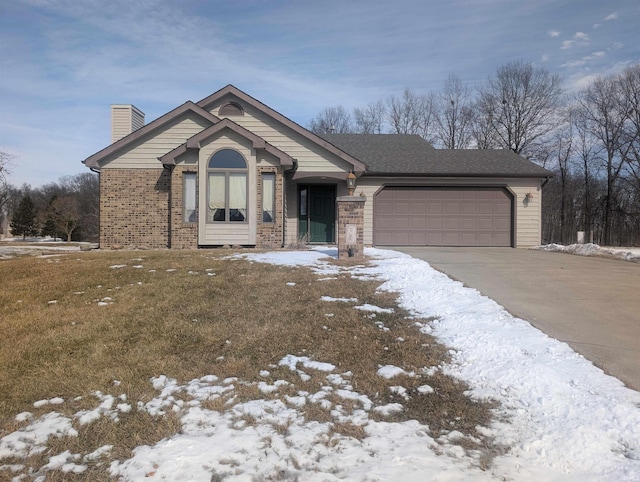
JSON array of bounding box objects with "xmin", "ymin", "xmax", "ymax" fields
[{"xmin": 321, "ymin": 134, "xmax": 552, "ymax": 178}]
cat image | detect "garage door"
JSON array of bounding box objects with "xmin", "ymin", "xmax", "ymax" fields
[{"xmin": 374, "ymin": 187, "xmax": 513, "ymax": 246}]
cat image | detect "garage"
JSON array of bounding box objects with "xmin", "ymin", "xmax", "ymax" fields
[{"xmin": 374, "ymin": 186, "xmax": 513, "ymax": 247}]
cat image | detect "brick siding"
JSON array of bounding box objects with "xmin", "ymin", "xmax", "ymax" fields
[
  {"xmin": 336, "ymin": 196, "xmax": 365, "ymax": 258},
  {"xmin": 100, "ymin": 166, "xmax": 286, "ymax": 249},
  {"xmin": 100, "ymin": 168, "xmax": 170, "ymax": 249}
]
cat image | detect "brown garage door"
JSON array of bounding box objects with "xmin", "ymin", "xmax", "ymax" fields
[{"xmin": 374, "ymin": 187, "xmax": 513, "ymax": 246}]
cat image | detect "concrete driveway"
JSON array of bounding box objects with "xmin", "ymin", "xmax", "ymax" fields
[{"xmin": 393, "ymin": 247, "xmax": 640, "ymax": 391}]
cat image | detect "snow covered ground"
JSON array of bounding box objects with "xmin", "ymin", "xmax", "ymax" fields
[
  {"xmin": 2, "ymin": 248, "xmax": 640, "ymax": 481},
  {"xmin": 533, "ymin": 243, "xmax": 640, "ymax": 262}
]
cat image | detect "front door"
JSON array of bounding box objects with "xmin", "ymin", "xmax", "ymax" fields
[{"xmin": 298, "ymin": 185, "xmax": 336, "ymax": 243}]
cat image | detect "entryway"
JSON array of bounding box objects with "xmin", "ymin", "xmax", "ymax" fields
[{"xmin": 298, "ymin": 184, "xmax": 336, "ymax": 243}]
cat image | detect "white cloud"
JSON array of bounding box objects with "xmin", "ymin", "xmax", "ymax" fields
[
  {"xmin": 541, "ymin": 54, "xmax": 550, "ymax": 62},
  {"xmin": 560, "ymin": 32, "xmax": 590, "ymax": 50},
  {"xmin": 604, "ymin": 12, "xmax": 617, "ymax": 21},
  {"xmin": 562, "ymin": 59, "xmax": 587, "ymax": 68},
  {"xmin": 548, "ymin": 30, "xmax": 560, "ymax": 38}
]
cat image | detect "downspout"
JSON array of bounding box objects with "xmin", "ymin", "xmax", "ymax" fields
[{"xmin": 541, "ymin": 176, "xmax": 550, "ymax": 188}]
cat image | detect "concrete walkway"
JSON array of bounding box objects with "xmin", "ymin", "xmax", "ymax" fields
[{"xmin": 393, "ymin": 247, "xmax": 640, "ymax": 391}]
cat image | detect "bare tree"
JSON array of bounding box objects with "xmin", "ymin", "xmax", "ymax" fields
[
  {"xmin": 308, "ymin": 106, "xmax": 353, "ymax": 134},
  {"xmin": 573, "ymin": 106, "xmax": 601, "ymax": 241},
  {"xmin": 576, "ymin": 72, "xmax": 631, "ymax": 245},
  {"xmin": 0, "ymin": 151, "xmax": 12, "ymax": 210},
  {"xmin": 435, "ymin": 75, "xmax": 475, "ymax": 149},
  {"xmin": 476, "ymin": 61, "xmax": 563, "ymax": 159},
  {"xmin": 353, "ymin": 100, "xmax": 386, "ymax": 134},
  {"xmin": 44, "ymin": 196, "xmax": 81, "ymax": 242},
  {"xmin": 387, "ymin": 89, "xmax": 438, "ymax": 143},
  {"xmin": 553, "ymin": 111, "xmax": 574, "ymax": 243},
  {"xmin": 619, "ymin": 64, "xmax": 640, "ymax": 183}
]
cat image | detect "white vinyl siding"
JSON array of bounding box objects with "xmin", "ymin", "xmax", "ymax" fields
[
  {"xmin": 102, "ymin": 113, "xmax": 212, "ymax": 168},
  {"xmin": 211, "ymin": 101, "xmax": 352, "ymax": 173}
]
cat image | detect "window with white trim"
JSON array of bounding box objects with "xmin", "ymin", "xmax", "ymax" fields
[
  {"xmin": 207, "ymin": 149, "xmax": 247, "ymax": 223},
  {"xmin": 262, "ymin": 173, "xmax": 275, "ymax": 223},
  {"xmin": 183, "ymin": 172, "xmax": 197, "ymax": 223}
]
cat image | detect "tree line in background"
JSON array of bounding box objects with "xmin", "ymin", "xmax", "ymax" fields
[
  {"xmin": 0, "ymin": 155, "xmax": 98, "ymax": 242},
  {"xmin": 309, "ymin": 61, "xmax": 640, "ymax": 246}
]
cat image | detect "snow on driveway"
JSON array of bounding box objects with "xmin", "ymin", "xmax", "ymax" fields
[{"xmin": 2, "ymin": 247, "xmax": 639, "ymax": 481}]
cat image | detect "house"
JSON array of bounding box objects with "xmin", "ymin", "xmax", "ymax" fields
[{"xmin": 83, "ymin": 84, "xmax": 551, "ymax": 251}]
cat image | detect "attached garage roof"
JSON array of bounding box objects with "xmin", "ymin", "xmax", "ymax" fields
[{"xmin": 321, "ymin": 133, "xmax": 552, "ymax": 178}]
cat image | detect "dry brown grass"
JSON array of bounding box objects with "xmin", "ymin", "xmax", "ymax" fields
[{"xmin": 0, "ymin": 248, "xmax": 499, "ymax": 480}]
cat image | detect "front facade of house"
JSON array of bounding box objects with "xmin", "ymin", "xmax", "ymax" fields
[{"xmin": 83, "ymin": 85, "xmax": 551, "ymax": 250}]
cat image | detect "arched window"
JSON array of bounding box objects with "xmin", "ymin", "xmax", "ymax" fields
[
  {"xmin": 207, "ymin": 149, "xmax": 247, "ymax": 223},
  {"xmin": 219, "ymin": 102, "xmax": 244, "ymax": 116}
]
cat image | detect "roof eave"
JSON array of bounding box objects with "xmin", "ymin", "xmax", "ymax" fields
[
  {"xmin": 362, "ymin": 171, "xmax": 553, "ymax": 178},
  {"xmin": 82, "ymin": 102, "xmax": 220, "ymax": 169}
]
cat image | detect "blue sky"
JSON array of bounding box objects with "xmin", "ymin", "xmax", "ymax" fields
[{"xmin": 1, "ymin": 0, "xmax": 638, "ymax": 186}]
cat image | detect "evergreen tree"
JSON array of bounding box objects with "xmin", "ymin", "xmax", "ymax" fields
[{"xmin": 10, "ymin": 195, "xmax": 39, "ymax": 239}]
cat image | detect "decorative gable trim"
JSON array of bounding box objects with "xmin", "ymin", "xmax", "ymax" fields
[
  {"xmin": 83, "ymin": 101, "xmax": 220, "ymax": 169},
  {"xmin": 197, "ymin": 85, "xmax": 367, "ymax": 175},
  {"xmin": 159, "ymin": 118, "xmax": 294, "ymax": 167}
]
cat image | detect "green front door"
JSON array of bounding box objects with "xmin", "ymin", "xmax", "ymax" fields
[{"xmin": 298, "ymin": 185, "xmax": 336, "ymax": 243}]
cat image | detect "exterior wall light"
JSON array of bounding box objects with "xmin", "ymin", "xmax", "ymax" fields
[
  {"xmin": 525, "ymin": 192, "xmax": 534, "ymax": 201},
  {"xmin": 346, "ymin": 171, "xmax": 357, "ymax": 196}
]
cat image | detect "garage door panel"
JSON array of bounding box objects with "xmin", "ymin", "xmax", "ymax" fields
[
  {"xmin": 445, "ymin": 202, "xmax": 460, "ymax": 214},
  {"xmin": 408, "ymin": 232, "xmax": 427, "ymax": 244},
  {"xmin": 410, "ymin": 217, "xmax": 427, "ymax": 230},
  {"xmin": 376, "ymin": 216, "xmax": 394, "ymax": 229},
  {"xmin": 427, "ymin": 232, "xmax": 443, "ymax": 244},
  {"xmin": 394, "ymin": 202, "xmax": 410, "ymax": 214},
  {"xmin": 494, "ymin": 218, "xmax": 511, "ymax": 229},
  {"xmin": 444, "ymin": 218, "xmax": 459, "ymax": 229},
  {"xmin": 395, "ymin": 217, "xmax": 410, "ymax": 229},
  {"xmin": 460, "ymin": 203, "xmax": 477, "ymax": 215},
  {"xmin": 477, "ymin": 218, "xmax": 495, "ymax": 230},
  {"xmin": 377, "ymin": 201, "xmax": 394, "ymax": 215},
  {"xmin": 478, "ymin": 203, "xmax": 495, "ymax": 214},
  {"xmin": 374, "ymin": 187, "xmax": 513, "ymax": 247},
  {"xmin": 427, "ymin": 217, "xmax": 443, "ymax": 229},
  {"xmin": 410, "ymin": 203, "xmax": 426, "ymax": 214},
  {"xmin": 428, "ymin": 202, "xmax": 443, "ymax": 214}
]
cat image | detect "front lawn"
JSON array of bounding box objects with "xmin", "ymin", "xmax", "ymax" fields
[{"xmin": 0, "ymin": 249, "xmax": 497, "ymax": 480}]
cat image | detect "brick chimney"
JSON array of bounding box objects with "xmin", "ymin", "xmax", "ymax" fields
[{"xmin": 111, "ymin": 104, "xmax": 145, "ymax": 143}]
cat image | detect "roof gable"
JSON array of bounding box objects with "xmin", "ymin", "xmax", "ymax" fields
[
  {"xmin": 160, "ymin": 118, "xmax": 294, "ymax": 166},
  {"xmin": 83, "ymin": 102, "xmax": 220, "ymax": 169},
  {"xmin": 197, "ymin": 85, "xmax": 367, "ymax": 175}
]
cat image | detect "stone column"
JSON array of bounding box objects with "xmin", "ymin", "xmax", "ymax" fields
[{"xmin": 336, "ymin": 195, "xmax": 366, "ymax": 259}]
